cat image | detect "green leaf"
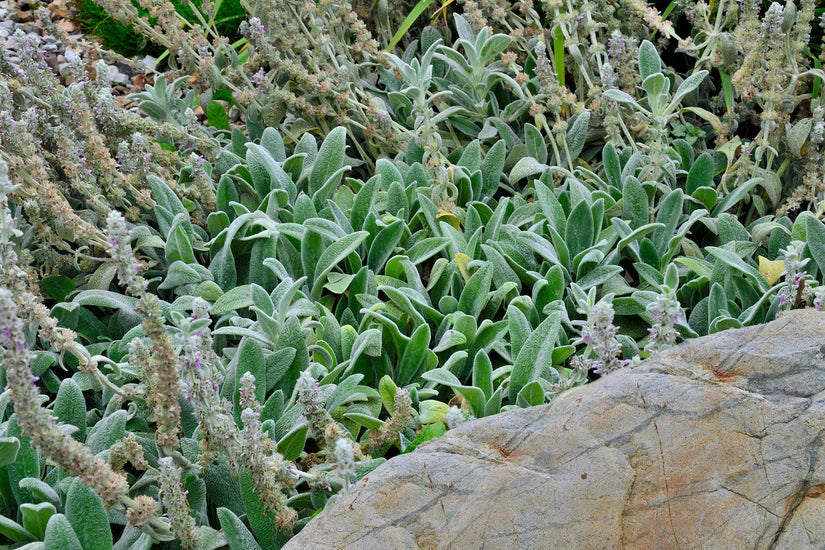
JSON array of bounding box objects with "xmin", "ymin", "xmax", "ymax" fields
[
  {"xmin": 472, "ymin": 350, "xmax": 493, "ymax": 401},
  {"xmin": 402, "ymin": 422, "xmax": 446, "ymax": 454},
  {"xmin": 712, "ymin": 177, "xmax": 762, "ymax": 215},
  {"xmin": 806, "ymin": 216, "xmax": 825, "ymax": 276},
  {"xmin": 158, "ymin": 261, "xmax": 202, "ymax": 291},
  {"xmin": 148, "ymin": 174, "xmax": 187, "ymax": 220},
  {"xmin": 706, "ymin": 246, "xmax": 767, "ymax": 293},
  {"xmin": 367, "ymin": 220, "xmax": 405, "ymax": 272},
  {"xmin": 564, "ymin": 110, "xmax": 590, "ymax": 163},
  {"xmin": 509, "ymin": 309, "xmax": 561, "ymax": 403},
  {"xmin": 535, "ymin": 179, "xmax": 566, "ymax": 234},
  {"xmin": 576, "ymin": 266, "xmax": 623, "ymax": 291},
  {"xmin": 458, "ymin": 263, "xmax": 493, "ymax": 317},
  {"xmin": 21, "ymin": 503, "xmax": 56, "ymax": 540},
  {"xmin": 54, "ymin": 379, "xmax": 86, "ymax": 441},
  {"xmin": 276, "ymin": 422, "xmax": 308, "ymax": 461},
  {"xmin": 0, "ymin": 436, "xmax": 20, "ymax": 466},
  {"xmin": 207, "ymin": 101, "xmax": 230, "ymax": 131},
  {"xmin": 653, "ymin": 189, "xmax": 683, "ymax": 255},
  {"xmin": 553, "ymin": 25, "xmax": 565, "ymax": 86},
  {"xmin": 397, "ymin": 323, "xmax": 431, "ymax": 386},
  {"xmin": 246, "ymin": 144, "xmax": 293, "ymax": 199},
  {"xmin": 420, "ymin": 369, "xmax": 485, "ymax": 418},
  {"xmin": 217, "ymin": 508, "xmax": 262, "ymax": 550},
  {"xmin": 211, "ymin": 285, "xmax": 252, "ymax": 316},
  {"xmin": 389, "ymin": 0, "xmax": 435, "ymax": 49},
  {"xmin": 457, "ymin": 140, "xmax": 482, "ymax": 172},
  {"xmin": 73, "ymin": 291, "xmax": 138, "ymax": 318},
  {"xmin": 691, "ymin": 187, "xmax": 717, "ymax": 210},
  {"xmin": 260, "ymin": 127, "xmax": 286, "ymax": 162},
  {"xmin": 310, "ymin": 231, "xmax": 369, "ymax": 301},
  {"xmin": 719, "ymin": 67, "xmax": 733, "ymax": 113},
  {"xmin": 602, "ymin": 143, "xmax": 622, "ymax": 188},
  {"xmin": 301, "ymin": 229, "xmax": 323, "ymax": 282},
  {"xmin": 351, "ymin": 177, "xmax": 378, "ymax": 231},
  {"xmin": 85, "ymin": 410, "xmax": 126, "ymax": 455},
  {"xmin": 44, "ymin": 514, "xmax": 82, "ymax": 550},
  {"xmin": 0, "ymin": 514, "xmax": 35, "ymax": 543},
  {"xmin": 406, "ymin": 237, "xmax": 450, "ymax": 265},
  {"xmin": 6, "ymin": 416, "xmax": 39, "ymax": 505},
  {"xmin": 602, "ymin": 89, "xmax": 644, "ymax": 111},
  {"xmin": 509, "ymin": 157, "xmax": 548, "ymax": 184},
  {"xmin": 638, "ymin": 40, "xmax": 661, "ymax": 80},
  {"xmin": 309, "ymin": 127, "xmax": 348, "ymax": 197},
  {"xmin": 343, "ymin": 412, "xmax": 384, "ymax": 430},
  {"xmin": 65, "ymin": 479, "xmax": 112, "ymax": 550},
  {"xmin": 112, "ymin": 524, "xmax": 152, "ymax": 550},
  {"xmin": 41, "ymin": 276, "xmax": 75, "ymax": 302},
  {"xmin": 481, "ymin": 140, "xmax": 506, "ymax": 196},
  {"xmin": 686, "ymin": 152, "xmax": 713, "ymax": 194},
  {"xmin": 378, "ymin": 375, "xmax": 398, "ymax": 414},
  {"xmin": 566, "ymin": 200, "xmax": 594, "ymax": 259},
  {"xmin": 623, "ymin": 177, "xmax": 648, "ymax": 230},
  {"xmin": 524, "ymin": 124, "xmax": 547, "ymax": 165},
  {"xmin": 18, "ymin": 478, "xmax": 61, "ymax": 509},
  {"xmin": 668, "ymin": 70, "xmax": 709, "ymax": 111},
  {"xmin": 517, "ymin": 380, "xmax": 545, "ymax": 407}
]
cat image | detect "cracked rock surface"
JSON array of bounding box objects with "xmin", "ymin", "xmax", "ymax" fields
[{"xmin": 285, "ymin": 309, "xmax": 825, "ymax": 549}]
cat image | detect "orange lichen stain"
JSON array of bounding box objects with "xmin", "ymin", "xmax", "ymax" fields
[
  {"xmin": 806, "ymin": 484, "xmax": 825, "ymax": 498},
  {"xmin": 348, "ymin": 491, "xmax": 362, "ymax": 510},
  {"xmin": 703, "ymin": 364, "xmax": 741, "ymax": 382},
  {"xmin": 487, "ymin": 442, "xmax": 513, "ymax": 458}
]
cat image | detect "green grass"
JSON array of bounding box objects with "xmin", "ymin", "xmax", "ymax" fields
[{"xmin": 74, "ymin": 0, "xmax": 246, "ymax": 57}]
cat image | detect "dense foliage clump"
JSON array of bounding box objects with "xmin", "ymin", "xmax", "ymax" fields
[{"xmin": 3, "ymin": 1, "xmax": 825, "ymax": 548}]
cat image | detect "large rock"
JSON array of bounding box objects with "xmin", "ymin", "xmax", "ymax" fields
[{"xmin": 285, "ymin": 310, "xmax": 825, "ymax": 549}]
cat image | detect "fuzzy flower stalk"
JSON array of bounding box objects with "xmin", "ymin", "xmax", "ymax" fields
[
  {"xmin": 0, "ymin": 163, "xmax": 171, "ymax": 539},
  {"xmin": 0, "ymin": 289, "xmax": 127, "ymax": 504},
  {"xmin": 0, "ymin": 289, "xmax": 173, "ymax": 540},
  {"xmin": 158, "ymin": 457, "xmax": 200, "ymax": 550},
  {"xmin": 363, "ymin": 387, "xmax": 415, "ymax": 453},
  {"xmin": 571, "ymin": 285, "xmax": 625, "ymax": 375},
  {"xmin": 777, "ymin": 241, "xmax": 811, "ymax": 311},
  {"xmin": 333, "ymin": 438, "xmax": 356, "ymax": 492},
  {"xmin": 296, "ymin": 370, "xmax": 369, "ymax": 461},
  {"xmin": 238, "ymin": 373, "xmax": 298, "ymax": 532},
  {"xmin": 106, "ymin": 210, "xmax": 182, "ymax": 450},
  {"xmin": 170, "ymin": 299, "xmax": 238, "ymax": 466},
  {"xmin": 645, "ymin": 287, "xmax": 682, "ymax": 355}
]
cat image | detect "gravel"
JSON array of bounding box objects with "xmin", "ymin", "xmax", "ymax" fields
[{"xmin": 1, "ymin": 0, "xmax": 148, "ymax": 99}]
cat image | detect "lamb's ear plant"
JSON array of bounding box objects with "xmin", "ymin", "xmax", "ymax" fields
[{"xmin": 7, "ymin": 2, "xmax": 825, "ymax": 549}]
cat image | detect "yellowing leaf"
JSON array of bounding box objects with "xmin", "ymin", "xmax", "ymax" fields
[
  {"xmin": 418, "ymin": 400, "xmax": 448, "ymax": 424},
  {"xmin": 437, "ymin": 209, "xmax": 461, "ymax": 229},
  {"xmin": 816, "ymin": 200, "xmax": 825, "ymax": 219},
  {"xmin": 758, "ymin": 256, "xmax": 784, "ymax": 285},
  {"xmin": 455, "ymin": 253, "xmax": 472, "ymax": 283}
]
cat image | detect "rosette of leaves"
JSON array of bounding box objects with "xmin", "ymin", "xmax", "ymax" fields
[{"xmin": 380, "ymin": 14, "xmax": 530, "ymax": 147}]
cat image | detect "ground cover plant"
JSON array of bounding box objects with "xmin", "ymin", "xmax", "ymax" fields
[{"xmin": 3, "ymin": 0, "xmax": 825, "ymax": 548}]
